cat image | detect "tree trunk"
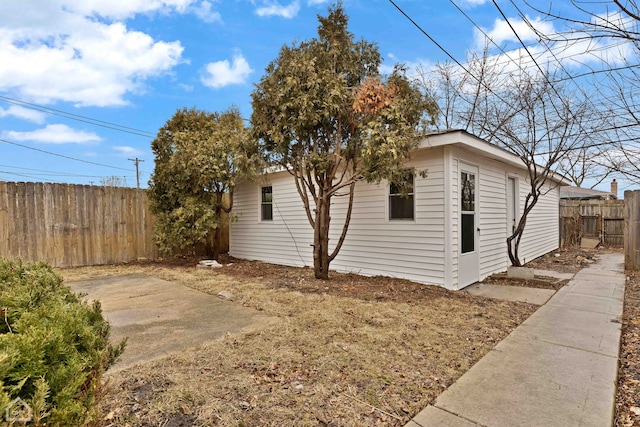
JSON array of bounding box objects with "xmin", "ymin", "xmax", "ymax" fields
[
  {"xmin": 507, "ymin": 232, "xmax": 522, "ymax": 266},
  {"xmin": 212, "ymin": 225, "xmax": 221, "ymax": 261},
  {"xmin": 313, "ymin": 193, "xmax": 331, "ymax": 280},
  {"xmin": 507, "ymin": 192, "xmax": 538, "ymax": 267}
]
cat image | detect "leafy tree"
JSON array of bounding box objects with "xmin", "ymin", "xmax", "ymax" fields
[
  {"xmin": 251, "ymin": 3, "xmax": 437, "ymax": 279},
  {"xmin": 148, "ymin": 107, "xmax": 257, "ymax": 258}
]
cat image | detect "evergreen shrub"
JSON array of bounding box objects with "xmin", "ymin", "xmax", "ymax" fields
[{"xmin": 0, "ymin": 258, "xmax": 125, "ymax": 426}]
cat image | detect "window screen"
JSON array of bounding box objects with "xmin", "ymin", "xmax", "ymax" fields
[
  {"xmin": 261, "ymin": 186, "xmax": 273, "ymax": 221},
  {"xmin": 389, "ymin": 171, "xmax": 414, "ymax": 220}
]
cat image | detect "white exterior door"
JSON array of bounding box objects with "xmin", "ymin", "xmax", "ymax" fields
[
  {"xmin": 459, "ymin": 164, "xmax": 479, "ymax": 287},
  {"xmin": 506, "ymin": 177, "xmax": 518, "ymax": 254}
]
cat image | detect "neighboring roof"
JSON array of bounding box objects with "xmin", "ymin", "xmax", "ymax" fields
[
  {"xmin": 418, "ymin": 129, "xmax": 572, "ymax": 185},
  {"xmin": 560, "ymin": 186, "xmax": 617, "ymax": 200}
]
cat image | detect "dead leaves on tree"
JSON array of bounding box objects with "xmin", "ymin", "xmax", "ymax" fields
[{"xmin": 353, "ymin": 76, "xmax": 398, "ymax": 115}]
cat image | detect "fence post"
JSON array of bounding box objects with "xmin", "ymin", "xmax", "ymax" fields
[{"xmin": 625, "ymin": 190, "xmax": 640, "ymax": 270}]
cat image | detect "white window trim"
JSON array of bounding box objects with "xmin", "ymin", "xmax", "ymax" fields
[
  {"xmin": 387, "ymin": 171, "xmax": 416, "ymax": 222},
  {"xmin": 260, "ymin": 185, "xmax": 273, "ymax": 222}
]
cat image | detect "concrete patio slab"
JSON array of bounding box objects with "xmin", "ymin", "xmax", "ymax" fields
[
  {"xmin": 68, "ymin": 273, "xmax": 273, "ymax": 372},
  {"xmin": 464, "ymin": 283, "xmax": 555, "ymax": 305}
]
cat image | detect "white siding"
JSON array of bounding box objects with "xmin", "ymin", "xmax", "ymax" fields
[
  {"xmin": 230, "ymin": 148, "xmax": 448, "ymax": 285},
  {"xmin": 231, "ymin": 136, "xmax": 562, "ymax": 290},
  {"xmin": 329, "ymin": 148, "xmax": 446, "ymax": 284},
  {"xmin": 230, "ymin": 176, "xmax": 314, "ymax": 268},
  {"xmin": 446, "ymin": 146, "xmax": 561, "ymax": 288},
  {"xmin": 517, "ymin": 181, "xmax": 560, "ymax": 264}
]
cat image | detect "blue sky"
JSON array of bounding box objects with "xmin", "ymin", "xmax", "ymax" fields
[{"xmin": 0, "ymin": 0, "xmax": 632, "ymax": 192}]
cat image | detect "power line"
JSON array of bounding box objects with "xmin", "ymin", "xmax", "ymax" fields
[
  {"xmin": 0, "ymin": 164, "xmax": 132, "ymax": 178},
  {"xmin": 0, "ymin": 95, "xmax": 156, "ymax": 138},
  {"xmin": 0, "ymin": 138, "xmax": 133, "ymax": 172},
  {"xmin": 388, "ymin": 0, "xmax": 468, "ymax": 68},
  {"xmin": 388, "ymin": 0, "xmax": 640, "ymax": 172},
  {"xmin": 0, "ymin": 171, "xmax": 61, "ymax": 183}
]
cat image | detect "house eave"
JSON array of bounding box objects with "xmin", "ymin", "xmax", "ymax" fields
[{"xmin": 417, "ymin": 129, "xmax": 571, "ymax": 186}]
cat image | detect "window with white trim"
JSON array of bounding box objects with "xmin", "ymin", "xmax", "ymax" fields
[
  {"xmin": 261, "ymin": 186, "xmax": 273, "ymax": 221},
  {"xmin": 389, "ymin": 171, "xmax": 414, "ymax": 220}
]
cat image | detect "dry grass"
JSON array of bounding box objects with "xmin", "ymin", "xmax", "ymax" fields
[{"xmin": 61, "ymin": 261, "xmax": 536, "ymax": 426}]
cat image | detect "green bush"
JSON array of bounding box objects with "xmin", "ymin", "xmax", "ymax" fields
[{"xmin": 0, "ymin": 258, "xmax": 125, "ymax": 426}]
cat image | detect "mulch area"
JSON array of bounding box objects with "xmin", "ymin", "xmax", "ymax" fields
[
  {"xmin": 525, "ymin": 246, "xmax": 599, "ymax": 274},
  {"xmin": 222, "ymin": 260, "xmax": 473, "ymax": 304},
  {"xmin": 148, "ymin": 254, "xmax": 476, "ymax": 305},
  {"xmin": 616, "ymin": 271, "xmax": 640, "ymax": 427}
]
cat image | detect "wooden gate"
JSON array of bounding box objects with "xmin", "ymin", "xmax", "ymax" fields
[{"xmin": 560, "ymin": 199, "xmax": 625, "ymax": 247}]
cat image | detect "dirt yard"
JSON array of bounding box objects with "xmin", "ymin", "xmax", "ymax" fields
[
  {"xmin": 62, "ymin": 260, "xmax": 537, "ymax": 426},
  {"xmin": 59, "ymin": 246, "xmax": 637, "ymax": 426}
]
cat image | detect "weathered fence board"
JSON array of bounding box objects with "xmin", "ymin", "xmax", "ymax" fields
[
  {"xmin": 0, "ymin": 182, "xmax": 158, "ymax": 267},
  {"xmin": 560, "ymin": 199, "xmax": 625, "ymax": 247},
  {"xmin": 626, "ymin": 190, "xmax": 640, "ymax": 270}
]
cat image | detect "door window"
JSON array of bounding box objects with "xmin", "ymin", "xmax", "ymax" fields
[{"xmin": 461, "ymin": 171, "xmax": 475, "ymax": 254}]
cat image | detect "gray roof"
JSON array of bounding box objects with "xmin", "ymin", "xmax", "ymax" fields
[{"xmin": 560, "ymin": 186, "xmax": 616, "ymax": 200}]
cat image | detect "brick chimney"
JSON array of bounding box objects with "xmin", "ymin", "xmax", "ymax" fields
[{"xmin": 611, "ymin": 179, "xmax": 618, "ymax": 199}]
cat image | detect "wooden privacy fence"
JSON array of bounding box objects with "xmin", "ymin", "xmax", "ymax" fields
[
  {"xmin": 0, "ymin": 182, "xmax": 158, "ymax": 267},
  {"xmin": 560, "ymin": 199, "xmax": 625, "ymax": 247}
]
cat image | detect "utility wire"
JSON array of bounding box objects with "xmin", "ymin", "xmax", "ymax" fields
[
  {"xmin": 388, "ymin": 0, "xmax": 469, "ymax": 68},
  {"xmin": 0, "ymin": 171, "xmax": 61, "ymax": 183},
  {"xmin": 394, "ymin": 0, "xmax": 635, "ymax": 150},
  {"xmin": 0, "ymin": 95, "xmax": 156, "ymax": 138},
  {"xmin": 0, "ymin": 164, "xmax": 132, "ymax": 178},
  {"xmin": 0, "ymin": 138, "xmax": 133, "ymax": 172}
]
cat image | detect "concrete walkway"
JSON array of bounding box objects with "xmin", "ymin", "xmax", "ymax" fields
[{"xmin": 407, "ymin": 253, "xmax": 625, "ymax": 427}]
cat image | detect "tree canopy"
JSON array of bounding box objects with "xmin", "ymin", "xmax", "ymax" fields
[
  {"xmin": 148, "ymin": 107, "xmax": 257, "ymax": 257},
  {"xmin": 251, "ymin": 3, "xmax": 437, "ymax": 279}
]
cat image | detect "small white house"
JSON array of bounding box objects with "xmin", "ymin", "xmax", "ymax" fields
[{"xmin": 229, "ymin": 130, "xmax": 569, "ymax": 290}]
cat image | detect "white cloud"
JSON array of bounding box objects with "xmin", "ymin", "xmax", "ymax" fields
[
  {"xmin": 459, "ymin": 0, "xmax": 489, "ymax": 6},
  {"xmin": 471, "ymin": 13, "xmax": 635, "ymax": 75},
  {"xmin": 4, "ymin": 124, "xmax": 101, "ymax": 144},
  {"xmin": 0, "ymin": 1, "xmax": 188, "ymax": 107},
  {"xmin": 191, "ymin": 1, "xmax": 222, "ymax": 23},
  {"xmin": 255, "ymin": 1, "xmax": 300, "ymax": 18},
  {"xmin": 55, "ymin": 0, "xmax": 196, "ymax": 20},
  {"xmin": 201, "ymin": 52, "xmax": 253, "ymax": 88},
  {"xmin": 0, "ymin": 105, "xmax": 46, "ymax": 123},
  {"xmin": 474, "ymin": 16, "xmax": 553, "ymax": 50},
  {"xmin": 113, "ymin": 145, "xmax": 144, "ymax": 156},
  {"xmin": 307, "ymin": 0, "xmax": 328, "ymax": 5}
]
